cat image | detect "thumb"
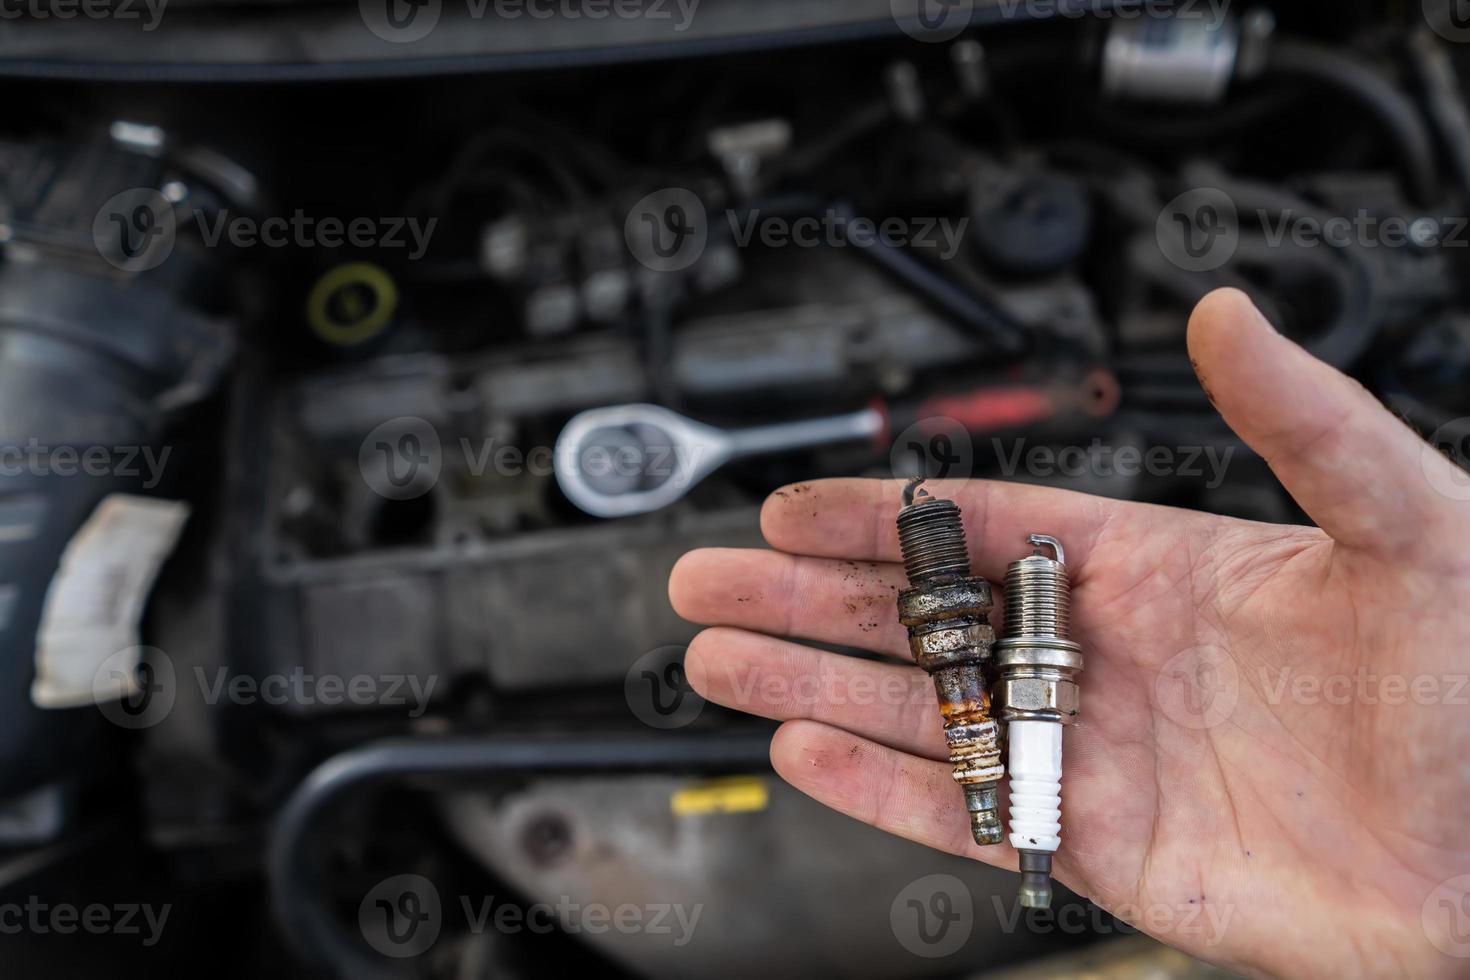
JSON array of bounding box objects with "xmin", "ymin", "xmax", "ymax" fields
[{"xmin": 1187, "ymin": 287, "xmax": 1470, "ymax": 562}]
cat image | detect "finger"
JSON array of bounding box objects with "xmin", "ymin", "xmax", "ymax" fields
[
  {"xmin": 760, "ymin": 478, "xmax": 1126, "ymax": 581},
  {"xmin": 1188, "ymin": 287, "xmax": 1470, "ymax": 560},
  {"xmin": 669, "ymin": 548, "xmax": 911, "ymax": 656},
  {"xmin": 769, "ymin": 719, "xmax": 1018, "ymax": 868},
  {"xmin": 685, "ymin": 627, "xmax": 946, "ymax": 760}
]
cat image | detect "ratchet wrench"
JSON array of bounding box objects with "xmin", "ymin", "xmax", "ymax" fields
[{"xmin": 554, "ymin": 370, "xmax": 1118, "ymax": 518}]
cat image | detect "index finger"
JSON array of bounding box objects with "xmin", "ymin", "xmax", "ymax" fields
[{"xmin": 760, "ymin": 478, "xmax": 1128, "ymax": 581}]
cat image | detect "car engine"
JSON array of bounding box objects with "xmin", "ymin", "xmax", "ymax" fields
[{"xmin": 2, "ymin": 1, "xmax": 1469, "ymax": 976}]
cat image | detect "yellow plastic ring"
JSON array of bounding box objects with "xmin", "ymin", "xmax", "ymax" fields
[{"xmin": 306, "ymin": 262, "xmax": 398, "ymax": 346}]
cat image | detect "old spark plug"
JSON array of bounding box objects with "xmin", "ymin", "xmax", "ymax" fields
[
  {"xmin": 996, "ymin": 534, "xmax": 1083, "ymax": 909},
  {"xmin": 895, "ymin": 480, "xmax": 1005, "ymax": 845}
]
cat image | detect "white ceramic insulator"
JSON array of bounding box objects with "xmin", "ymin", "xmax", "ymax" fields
[{"xmin": 1007, "ymin": 720, "xmax": 1062, "ymax": 852}]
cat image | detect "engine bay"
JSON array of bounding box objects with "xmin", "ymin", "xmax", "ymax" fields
[{"xmin": 3, "ymin": 2, "xmax": 1470, "ymax": 976}]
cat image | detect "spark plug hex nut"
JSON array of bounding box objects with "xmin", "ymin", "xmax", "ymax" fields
[{"xmin": 994, "ymin": 673, "xmax": 1080, "ymax": 718}]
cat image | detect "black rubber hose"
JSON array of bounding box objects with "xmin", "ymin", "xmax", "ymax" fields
[
  {"xmin": 0, "ymin": 255, "xmax": 227, "ymax": 800},
  {"xmin": 267, "ymin": 731, "xmax": 774, "ymax": 979},
  {"xmin": 1265, "ymin": 40, "xmax": 1441, "ymax": 207}
]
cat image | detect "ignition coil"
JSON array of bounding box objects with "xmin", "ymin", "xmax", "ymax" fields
[
  {"xmin": 894, "ymin": 480, "xmax": 1004, "ymax": 845},
  {"xmin": 995, "ymin": 535, "xmax": 1083, "ymax": 909}
]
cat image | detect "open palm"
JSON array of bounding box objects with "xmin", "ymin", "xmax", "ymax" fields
[{"xmin": 668, "ymin": 289, "xmax": 1470, "ymax": 978}]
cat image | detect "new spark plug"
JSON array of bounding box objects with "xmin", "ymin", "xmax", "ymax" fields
[
  {"xmin": 894, "ymin": 480, "xmax": 1004, "ymax": 845},
  {"xmin": 995, "ymin": 534, "xmax": 1083, "ymax": 909}
]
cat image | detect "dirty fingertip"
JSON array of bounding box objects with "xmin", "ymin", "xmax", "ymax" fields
[
  {"xmin": 768, "ymin": 719, "xmax": 861, "ymax": 785},
  {"xmin": 760, "ymin": 481, "xmax": 819, "ymax": 541}
]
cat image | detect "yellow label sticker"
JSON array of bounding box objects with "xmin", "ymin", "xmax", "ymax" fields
[{"xmin": 670, "ymin": 777, "xmax": 769, "ymax": 816}]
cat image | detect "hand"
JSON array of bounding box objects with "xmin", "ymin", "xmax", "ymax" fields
[{"xmin": 667, "ymin": 288, "xmax": 1470, "ymax": 979}]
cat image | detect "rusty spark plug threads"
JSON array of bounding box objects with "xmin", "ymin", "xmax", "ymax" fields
[
  {"xmin": 895, "ymin": 480, "xmax": 1005, "ymax": 846},
  {"xmin": 996, "ymin": 534, "xmax": 1084, "ymax": 910}
]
